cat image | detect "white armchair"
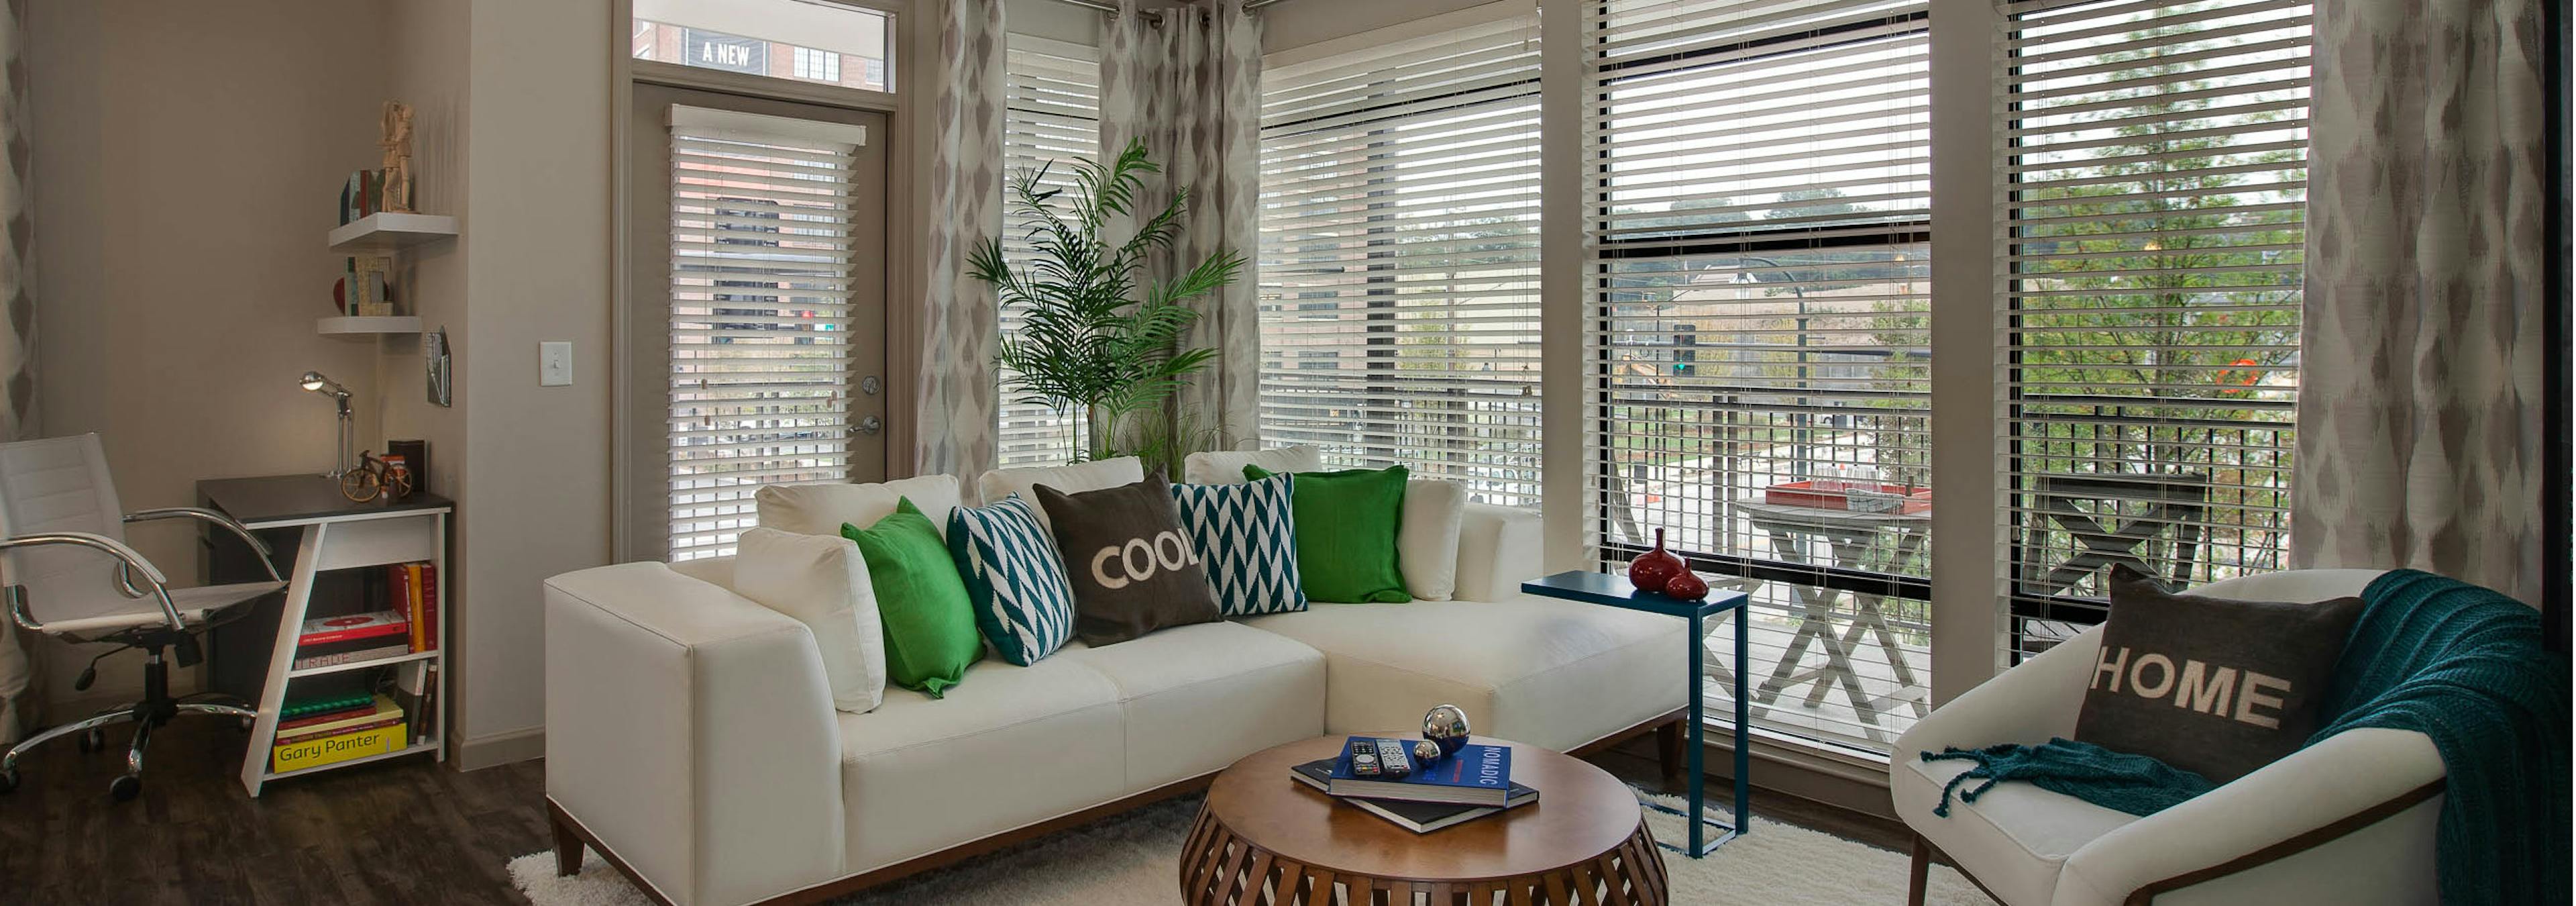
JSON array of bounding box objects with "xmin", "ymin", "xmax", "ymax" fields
[{"xmin": 1891, "ymin": 569, "xmax": 2447, "ymax": 906}]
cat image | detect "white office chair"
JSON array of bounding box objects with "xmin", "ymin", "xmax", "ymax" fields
[{"xmin": 0, "ymin": 434, "xmax": 285, "ymax": 801}]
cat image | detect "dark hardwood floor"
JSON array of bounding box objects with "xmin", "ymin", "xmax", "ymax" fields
[
  {"xmin": 0, "ymin": 719, "xmax": 1908, "ymax": 905},
  {"xmin": 0, "ymin": 716, "xmax": 547, "ymax": 905}
]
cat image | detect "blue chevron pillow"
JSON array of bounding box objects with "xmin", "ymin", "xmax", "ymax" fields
[
  {"xmin": 1171, "ymin": 475, "xmax": 1307, "ymax": 616},
  {"xmin": 947, "ymin": 495, "xmax": 1077, "ymax": 664}
]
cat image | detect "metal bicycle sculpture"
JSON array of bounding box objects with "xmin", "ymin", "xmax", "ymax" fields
[{"xmin": 337, "ymin": 450, "xmax": 415, "ymax": 503}]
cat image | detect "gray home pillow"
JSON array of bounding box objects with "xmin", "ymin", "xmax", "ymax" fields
[
  {"xmin": 2072, "ymin": 565, "xmax": 2365, "ymax": 783},
  {"xmin": 1034, "ymin": 472, "xmax": 1221, "ymax": 647}
]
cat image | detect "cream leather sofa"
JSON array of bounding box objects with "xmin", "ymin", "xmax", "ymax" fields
[
  {"xmin": 543, "ymin": 494, "xmax": 1686, "ymax": 906},
  {"xmin": 1891, "ymin": 568, "xmax": 2445, "ymax": 906}
]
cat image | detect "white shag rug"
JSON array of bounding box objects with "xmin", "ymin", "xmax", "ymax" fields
[{"xmin": 510, "ymin": 790, "xmax": 1992, "ymax": 905}]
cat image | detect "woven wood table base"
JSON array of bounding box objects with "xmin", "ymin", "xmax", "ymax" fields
[{"xmin": 1177, "ymin": 801, "xmax": 1670, "ymax": 906}]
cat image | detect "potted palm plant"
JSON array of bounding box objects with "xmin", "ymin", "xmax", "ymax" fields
[{"xmin": 967, "ymin": 138, "xmax": 1244, "ymax": 472}]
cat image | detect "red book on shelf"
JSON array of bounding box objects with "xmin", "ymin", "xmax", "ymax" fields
[
  {"xmin": 297, "ymin": 610, "xmax": 407, "ymax": 647},
  {"xmin": 417, "ymin": 564, "xmax": 438, "ymax": 652}
]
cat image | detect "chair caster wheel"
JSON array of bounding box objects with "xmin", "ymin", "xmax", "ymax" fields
[
  {"xmin": 108, "ymin": 774, "xmax": 141, "ymax": 803},
  {"xmin": 0, "ymin": 768, "xmax": 18, "ymax": 795},
  {"xmin": 77, "ymin": 729, "xmax": 105, "ymax": 753}
]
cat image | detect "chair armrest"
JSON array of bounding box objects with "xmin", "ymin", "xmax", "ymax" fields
[
  {"xmin": 545, "ymin": 562, "xmax": 845, "ymax": 906},
  {"xmin": 1894, "ymin": 625, "xmax": 2098, "ymax": 758},
  {"xmin": 2053, "ymin": 727, "xmax": 2447, "ymax": 906},
  {"xmin": 0, "ymin": 531, "xmax": 183, "ymax": 632},
  {"xmin": 1452, "ymin": 503, "xmax": 1543, "ymax": 603},
  {"xmin": 125, "ymin": 507, "xmax": 281, "ymax": 581}
]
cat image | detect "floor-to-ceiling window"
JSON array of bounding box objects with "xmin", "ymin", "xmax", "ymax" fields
[
  {"xmin": 1256, "ymin": 11, "xmax": 1546, "ymax": 507},
  {"xmin": 1998, "ymin": 0, "xmax": 2311, "ymax": 660},
  {"xmin": 1585, "ymin": 0, "xmax": 1933, "ymax": 751},
  {"xmin": 998, "ymin": 36, "xmax": 1102, "ymax": 466}
]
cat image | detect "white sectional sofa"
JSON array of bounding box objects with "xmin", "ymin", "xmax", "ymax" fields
[{"xmin": 543, "ymin": 490, "xmax": 1686, "ymax": 906}]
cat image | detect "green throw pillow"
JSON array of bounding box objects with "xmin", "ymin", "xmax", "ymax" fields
[
  {"xmin": 842, "ymin": 497, "xmax": 983, "ymax": 697},
  {"xmin": 1246, "ymin": 464, "xmax": 1411, "ymax": 603}
]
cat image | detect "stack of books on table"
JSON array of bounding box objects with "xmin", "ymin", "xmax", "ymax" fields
[
  {"xmin": 270, "ymin": 693, "xmax": 407, "ymax": 773},
  {"xmin": 1288, "ymin": 736, "xmax": 1538, "ymax": 834}
]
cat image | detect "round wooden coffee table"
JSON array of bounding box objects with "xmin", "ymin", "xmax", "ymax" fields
[{"xmin": 1180, "ymin": 735, "xmax": 1667, "ymax": 905}]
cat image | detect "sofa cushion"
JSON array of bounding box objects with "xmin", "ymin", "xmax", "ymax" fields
[
  {"xmin": 1247, "ymin": 464, "xmax": 1411, "ymax": 604},
  {"xmin": 1171, "ymin": 474, "xmax": 1306, "ymax": 616},
  {"xmin": 976, "ymin": 456, "xmax": 1144, "ymax": 531},
  {"xmin": 757, "ymin": 474, "xmax": 961, "ymax": 541},
  {"xmin": 2077, "ymin": 564, "xmax": 2365, "ymax": 783},
  {"xmin": 1182, "ymin": 446, "xmax": 1324, "ymax": 485},
  {"xmin": 1241, "ymin": 595, "xmax": 1686, "ymax": 751},
  {"xmin": 945, "ymin": 495, "xmax": 1077, "ymax": 665},
  {"xmin": 1053, "ymin": 621, "xmax": 1326, "ymax": 790},
  {"xmin": 1398, "ymin": 480, "xmax": 1466, "ymax": 601},
  {"xmin": 1890, "ymin": 752, "xmax": 2139, "ymax": 906},
  {"xmin": 837, "ymin": 656, "xmax": 1126, "ymax": 873},
  {"xmin": 843, "ymin": 499, "xmax": 982, "ymax": 697},
  {"xmin": 1037, "ymin": 474, "xmax": 1223, "ymax": 647},
  {"xmin": 733, "ymin": 527, "xmax": 887, "ymax": 713}
]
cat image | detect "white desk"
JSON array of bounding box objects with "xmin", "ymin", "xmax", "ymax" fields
[{"xmin": 199, "ymin": 476, "xmax": 450, "ymax": 797}]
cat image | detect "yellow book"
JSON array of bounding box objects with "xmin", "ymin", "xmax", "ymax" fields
[{"xmin": 271, "ymin": 721, "xmax": 408, "ymax": 774}]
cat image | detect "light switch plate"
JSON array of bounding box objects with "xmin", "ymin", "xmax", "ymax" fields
[{"xmin": 541, "ymin": 341, "xmax": 573, "ymax": 387}]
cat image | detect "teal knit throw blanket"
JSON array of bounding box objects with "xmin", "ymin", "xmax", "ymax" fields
[{"xmin": 1922, "ymin": 570, "xmax": 2568, "ymax": 905}]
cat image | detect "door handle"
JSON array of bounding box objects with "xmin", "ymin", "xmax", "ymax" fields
[{"xmin": 857, "ymin": 415, "xmax": 883, "ymax": 436}]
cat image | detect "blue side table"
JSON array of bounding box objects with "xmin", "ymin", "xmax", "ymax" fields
[{"xmin": 1522, "ymin": 570, "xmax": 1750, "ymax": 856}]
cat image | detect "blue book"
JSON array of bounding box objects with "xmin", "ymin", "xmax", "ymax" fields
[{"xmin": 1326, "ymin": 737, "xmax": 1512, "ymax": 806}]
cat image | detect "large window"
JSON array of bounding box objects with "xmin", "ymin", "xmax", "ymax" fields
[
  {"xmin": 1257, "ymin": 13, "xmax": 1545, "ymax": 506},
  {"xmin": 1587, "ymin": 0, "xmax": 1932, "ymax": 750},
  {"xmin": 998, "ymin": 37, "xmax": 1102, "ymax": 466},
  {"xmin": 1999, "ymin": 0, "xmax": 2310, "ymax": 659},
  {"xmin": 663, "ymin": 109, "xmax": 867, "ymax": 560}
]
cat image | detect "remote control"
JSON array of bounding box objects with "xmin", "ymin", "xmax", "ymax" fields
[
  {"xmin": 1350, "ymin": 746, "xmax": 1381, "ymax": 776},
  {"xmin": 1374, "ymin": 737, "xmax": 1413, "ymax": 777}
]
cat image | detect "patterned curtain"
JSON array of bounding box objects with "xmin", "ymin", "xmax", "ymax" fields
[
  {"xmin": 1099, "ymin": 0, "xmax": 1263, "ymax": 448},
  {"xmin": 914, "ymin": 0, "xmax": 1007, "ymax": 481},
  {"xmin": 2292, "ymin": 0, "xmax": 2548, "ymax": 601},
  {"xmin": 0, "ymin": 0, "xmax": 31, "ymax": 745}
]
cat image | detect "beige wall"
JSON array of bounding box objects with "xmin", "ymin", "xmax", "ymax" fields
[
  {"xmin": 21, "ymin": 0, "xmax": 612, "ymax": 764},
  {"xmin": 26, "ymin": 0, "xmax": 393, "ymax": 708},
  {"xmin": 451, "ymin": 0, "xmax": 614, "ymax": 760}
]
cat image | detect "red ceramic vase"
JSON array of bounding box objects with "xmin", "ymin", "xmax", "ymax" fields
[
  {"xmin": 1627, "ymin": 528, "xmax": 1686, "ymax": 594},
  {"xmin": 1662, "ymin": 570, "xmax": 1711, "ymax": 601}
]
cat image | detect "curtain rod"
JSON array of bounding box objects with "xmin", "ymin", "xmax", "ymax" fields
[{"xmin": 1043, "ymin": 0, "xmax": 1291, "ymax": 13}]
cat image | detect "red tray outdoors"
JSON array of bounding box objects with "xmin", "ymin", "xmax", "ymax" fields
[{"xmin": 1761, "ymin": 481, "xmax": 1931, "ymax": 513}]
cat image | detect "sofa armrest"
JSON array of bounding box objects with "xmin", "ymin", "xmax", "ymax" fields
[
  {"xmin": 545, "ymin": 562, "xmax": 845, "ymax": 906},
  {"xmin": 1894, "ymin": 625, "xmax": 2098, "ymax": 758},
  {"xmin": 2053, "ymin": 727, "xmax": 2447, "ymax": 906},
  {"xmin": 1452, "ymin": 503, "xmax": 1544, "ymax": 603}
]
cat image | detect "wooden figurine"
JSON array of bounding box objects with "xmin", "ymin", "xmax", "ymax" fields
[{"xmin": 379, "ymin": 101, "xmax": 415, "ymax": 213}]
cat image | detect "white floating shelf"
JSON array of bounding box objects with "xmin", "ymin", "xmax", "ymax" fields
[
  {"xmin": 317, "ymin": 315, "xmax": 421, "ymax": 337},
  {"xmin": 328, "ymin": 212, "xmax": 458, "ymax": 252}
]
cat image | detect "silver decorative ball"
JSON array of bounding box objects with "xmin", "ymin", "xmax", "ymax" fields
[
  {"xmin": 1411, "ymin": 739, "xmax": 1444, "ymax": 764},
  {"xmin": 1422, "ymin": 704, "xmax": 1471, "ymax": 757}
]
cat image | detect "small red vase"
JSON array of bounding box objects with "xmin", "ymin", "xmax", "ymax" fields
[
  {"xmin": 1662, "ymin": 570, "xmax": 1710, "ymax": 601},
  {"xmin": 1627, "ymin": 528, "xmax": 1686, "ymax": 594}
]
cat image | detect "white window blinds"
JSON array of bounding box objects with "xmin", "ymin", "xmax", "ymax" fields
[
  {"xmin": 665, "ymin": 108, "xmax": 867, "ymax": 560},
  {"xmin": 1258, "ymin": 13, "xmax": 1544, "ymax": 507},
  {"xmin": 1998, "ymin": 0, "xmax": 2309, "ymax": 659},
  {"xmin": 1585, "ymin": 0, "xmax": 1933, "ymax": 750},
  {"xmin": 999, "ymin": 38, "xmax": 1100, "ymax": 466}
]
